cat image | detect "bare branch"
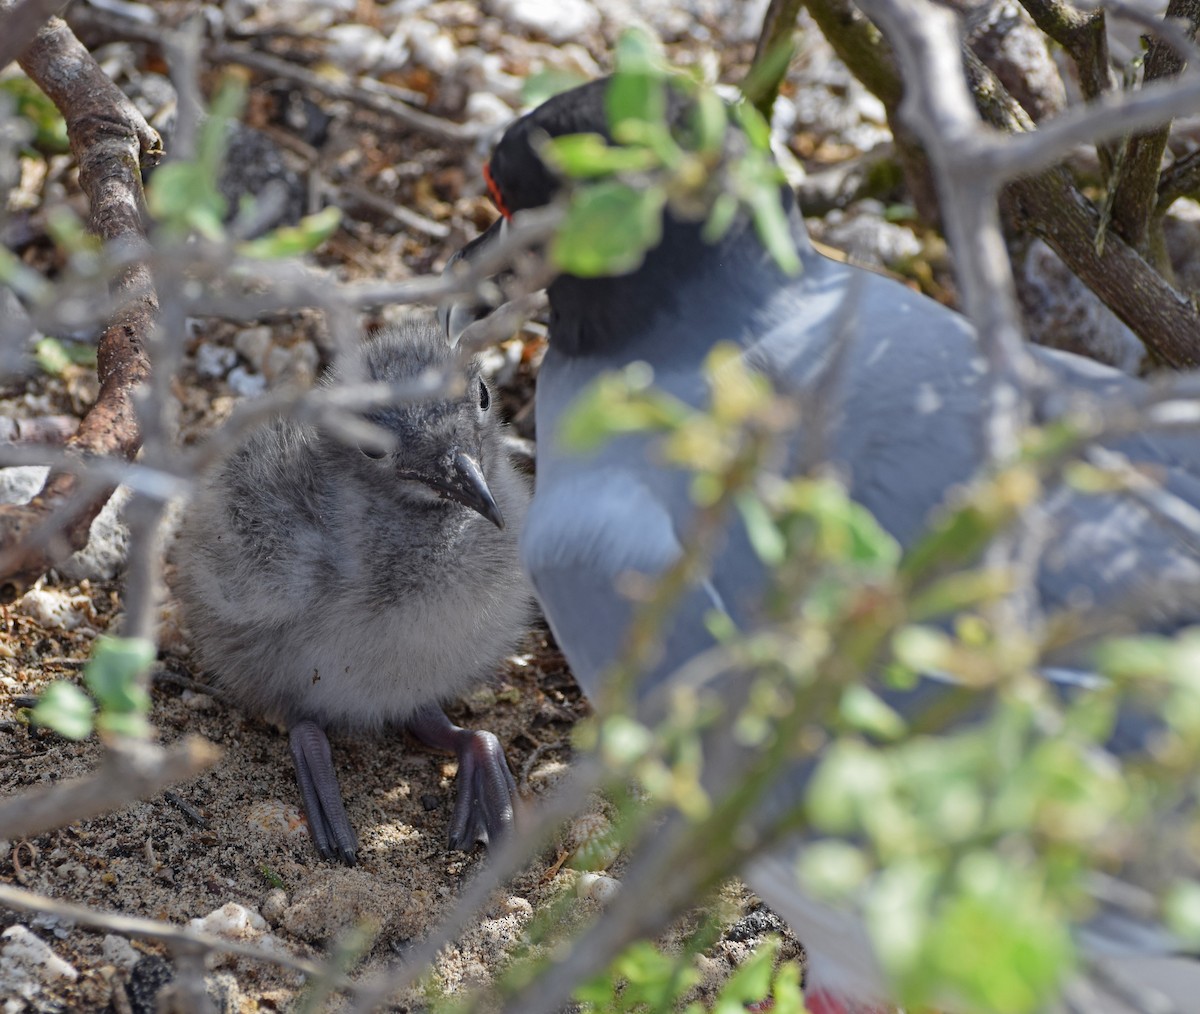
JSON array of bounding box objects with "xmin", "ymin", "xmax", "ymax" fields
[
  {"xmin": 1018, "ymin": 0, "xmax": 1113, "ymax": 103},
  {"xmin": 854, "ymin": 0, "xmax": 1037, "ymax": 460},
  {"xmin": 0, "ymin": 883, "xmax": 326, "ymax": 980},
  {"xmin": 0, "ymin": 0, "xmax": 68, "ymax": 70},
  {"xmin": 0, "ymin": 15, "xmax": 161, "ymax": 596},
  {"xmin": 0, "ymin": 736, "xmax": 220, "ymax": 841},
  {"xmin": 1108, "ymin": 0, "xmax": 1200, "ymax": 252},
  {"xmin": 209, "ymin": 42, "xmax": 486, "ymax": 143}
]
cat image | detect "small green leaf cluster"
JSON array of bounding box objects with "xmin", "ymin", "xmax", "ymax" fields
[
  {"xmin": 31, "ymin": 636, "xmax": 155, "ymax": 740},
  {"xmin": 545, "ymin": 29, "xmax": 799, "ymax": 278}
]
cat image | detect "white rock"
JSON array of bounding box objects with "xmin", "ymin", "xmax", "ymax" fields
[
  {"xmin": 1, "ymin": 925, "xmax": 78, "ymax": 997},
  {"xmin": 188, "ymin": 902, "xmax": 268, "ymax": 940},
  {"xmin": 325, "ymin": 23, "xmax": 388, "ymax": 71},
  {"xmin": 490, "ymin": 0, "xmax": 600, "ymax": 43},
  {"xmin": 227, "ymin": 366, "xmax": 267, "ymax": 397},
  {"xmin": 466, "ymin": 91, "xmax": 517, "ymax": 128},
  {"xmin": 233, "ymin": 325, "xmax": 273, "ymax": 374},
  {"xmin": 15, "ymin": 586, "xmax": 92, "ymax": 631},
  {"xmin": 195, "ymin": 343, "xmax": 238, "ymax": 378},
  {"xmin": 101, "ymin": 934, "xmax": 140, "ymax": 968},
  {"xmin": 407, "ymin": 20, "xmax": 458, "ymax": 74}
]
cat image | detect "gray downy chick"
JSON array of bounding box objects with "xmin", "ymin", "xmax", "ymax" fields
[{"xmin": 176, "ymin": 317, "xmax": 532, "ymax": 865}]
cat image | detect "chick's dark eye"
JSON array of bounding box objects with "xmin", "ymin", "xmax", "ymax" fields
[
  {"xmin": 479, "ymin": 379, "xmax": 490, "ymax": 411},
  {"xmin": 359, "ymin": 444, "xmax": 387, "ymax": 460}
]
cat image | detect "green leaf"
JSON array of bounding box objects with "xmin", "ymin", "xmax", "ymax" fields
[
  {"xmin": 600, "ymin": 714, "xmax": 654, "ymax": 766},
  {"xmin": 748, "ymin": 179, "xmax": 801, "ymax": 275},
  {"xmin": 552, "ymin": 181, "xmax": 666, "ymax": 277},
  {"xmin": 710, "ymin": 937, "xmax": 779, "ymax": 1013},
  {"xmin": 522, "ymin": 67, "xmax": 592, "ymax": 107},
  {"xmin": 238, "ymin": 207, "xmax": 342, "ymax": 259},
  {"xmin": 0, "ymin": 75, "xmax": 68, "ymax": 152},
  {"xmin": 558, "ymin": 364, "xmax": 690, "ymax": 454},
  {"xmin": 736, "ymin": 491, "xmax": 786, "ymax": 566},
  {"xmin": 34, "ymin": 337, "xmax": 95, "ymax": 375},
  {"xmin": 83, "ymin": 636, "xmax": 155, "ymax": 719},
  {"xmin": 146, "ymin": 160, "xmax": 229, "ymax": 240},
  {"xmin": 839, "ymin": 685, "xmax": 907, "ymax": 741},
  {"xmin": 1165, "ymin": 880, "xmax": 1200, "ymax": 945},
  {"xmin": 542, "ymin": 133, "xmax": 660, "ymax": 179},
  {"xmin": 30, "ymin": 681, "xmax": 94, "ymax": 740},
  {"xmin": 690, "ymin": 89, "xmax": 728, "ymax": 156},
  {"xmin": 702, "ymin": 192, "xmax": 740, "ymax": 244}
]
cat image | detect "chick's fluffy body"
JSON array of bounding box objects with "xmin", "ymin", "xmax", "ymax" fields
[{"xmin": 177, "ymin": 323, "xmax": 532, "ymax": 733}]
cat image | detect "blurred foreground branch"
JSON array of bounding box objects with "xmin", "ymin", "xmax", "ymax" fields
[
  {"xmin": 0, "ymin": 11, "xmax": 161, "ymax": 599},
  {"xmin": 0, "ymin": 735, "xmax": 220, "ymax": 840}
]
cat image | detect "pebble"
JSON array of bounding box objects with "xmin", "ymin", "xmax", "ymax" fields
[
  {"xmin": 260, "ymin": 888, "xmax": 289, "ymax": 924},
  {"xmin": 0, "ymin": 468, "xmax": 130, "ymax": 582},
  {"xmin": 226, "ymin": 366, "xmax": 267, "ymax": 397},
  {"xmin": 233, "ymin": 326, "xmax": 273, "ymax": 373},
  {"xmin": 1019, "ymin": 238, "xmax": 1143, "ymax": 374},
  {"xmin": 194, "ymin": 343, "xmax": 238, "ymax": 379},
  {"xmin": 247, "ymin": 799, "xmax": 309, "ymax": 841},
  {"xmin": 816, "ymin": 204, "xmax": 921, "ymax": 267},
  {"xmin": 15, "ymin": 585, "xmax": 93, "ymax": 632},
  {"xmin": 101, "ymin": 934, "xmax": 141, "ymax": 969},
  {"xmin": 490, "ymin": 0, "xmax": 600, "ymax": 43},
  {"xmin": 326, "ymin": 23, "xmax": 389, "ymax": 71},
  {"xmin": 0, "ymin": 925, "xmax": 78, "ymax": 1006}
]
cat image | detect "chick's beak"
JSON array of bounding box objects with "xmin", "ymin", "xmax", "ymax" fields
[{"xmin": 430, "ymin": 451, "xmax": 505, "ymax": 529}]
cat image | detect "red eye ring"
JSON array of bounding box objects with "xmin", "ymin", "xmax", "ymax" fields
[{"xmin": 483, "ymin": 162, "xmax": 512, "ymax": 221}]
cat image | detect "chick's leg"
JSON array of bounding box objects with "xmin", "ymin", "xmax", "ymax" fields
[
  {"xmin": 407, "ymin": 704, "xmax": 517, "ymax": 851},
  {"xmin": 289, "ymin": 720, "xmax": 359, "ymax": 866}
]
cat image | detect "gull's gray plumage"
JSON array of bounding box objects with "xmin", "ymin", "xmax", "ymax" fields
[
  {"xmin": 447, "ymin": 78, "xmax": 1200, "ymax": 1012},
  {"xmin": 176, "ymin": 317, "xmax": 532, "ymax": 865}
]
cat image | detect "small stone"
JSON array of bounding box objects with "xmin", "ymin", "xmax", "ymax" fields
[
  {"xmin": 15, "ymin": 586, "xmax": 93, "ymax": 631},
  {"xmin": 195, "ymin": 343, "xmax": 238, "ymax": 378},
  {"xmin": 187, "ymin": 902, "xmax": 267, "ymax": 940},
  {"xmin": 0, "ymin": 925, "xmax": 78, "ymax": 1001},
  {"xmin": 490, "ymin": 0, "xmax": 600, "ymax": 43},
  {"xmin": 325, "ymin": 23, "xmax": 388, "ymax": 71},
  {"xmin": 466, "ymin": 90, "xmax": 515, "ymax": 128},
  {"xmin": 101, "ymin": 934, "xmax": 140, "ymax": 969},
  {"xmin": 421, "ymin": 793, "xmax": 441, "ymax": 811},
  {"xmin": 227, "ymin": 366, "xmax": 267, "ymax": 397},
  {"xmin": 260, "ymin": 888, "xmax": 289, "ymax": 924},
  {"xmin": 233, "ymin": 326, "xmax": 273, "ymax": 374}
]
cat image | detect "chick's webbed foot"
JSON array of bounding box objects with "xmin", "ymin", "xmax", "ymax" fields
[
  {"xmin": 289, "ymin": 719, "xmax": 359, "ymax": 865},
  {"xmin": 408, "ymin": 704, "xmax": 517, "ymax": 851}
]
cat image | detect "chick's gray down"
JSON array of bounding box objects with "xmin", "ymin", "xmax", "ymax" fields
[{"xmin": 176, "ymin": 318, "xmax": 532, "ymax": 865}]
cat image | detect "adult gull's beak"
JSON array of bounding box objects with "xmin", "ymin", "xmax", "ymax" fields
[{"xmin": 439, "ymin": 217, "xmax": 509, "ymax": 345}]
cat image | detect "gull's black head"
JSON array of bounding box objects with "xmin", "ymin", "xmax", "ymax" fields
[
  {"xmin": 329, "ymin": 318, "xmax": 504, "ymax": 528},
  {"xmin": 447, "ymin": 76, "xmax": 804, "ymax": 358},
  {"xmin": 484, "ymin": 78, "xmax": 612, "ymax": 219}
]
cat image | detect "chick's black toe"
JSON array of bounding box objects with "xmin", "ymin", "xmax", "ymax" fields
[
  {"xmin": 289, "ymin": 719, "xmax": 359, "ymax": 865},
  {"xmin": 408, "ymin": 705, "xmax": 517, "ymax": 851}
]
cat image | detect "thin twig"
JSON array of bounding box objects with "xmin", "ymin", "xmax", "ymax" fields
[
  {"xmin": 0, "ymin": 882, "xmax": 326, "ymax": 980},
  {"xmin": 0, "ymin": 735, "xmax": 221, "ymax": 840}
]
